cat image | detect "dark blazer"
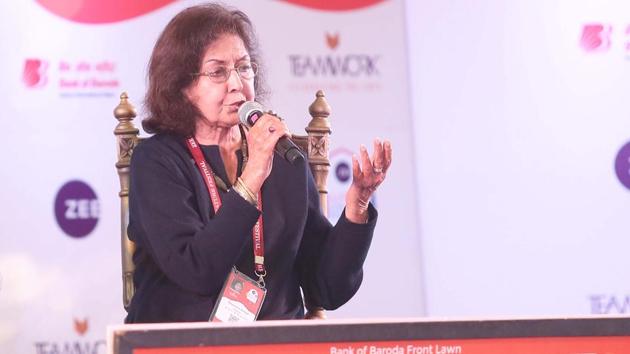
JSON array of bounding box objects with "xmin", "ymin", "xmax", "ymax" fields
[{"xmin": 125, "ymin": 134, "xmax": 376, "ymax": 323}]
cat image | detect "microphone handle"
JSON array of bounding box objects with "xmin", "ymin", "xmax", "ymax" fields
[{"xmin": 275, "ymin": 137, "xmax": 304, "ymax": 164}]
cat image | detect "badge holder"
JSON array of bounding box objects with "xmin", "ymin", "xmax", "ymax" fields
[{"xmin": 209, "ymin": 267, "xmax": 266, "ymax": 322}]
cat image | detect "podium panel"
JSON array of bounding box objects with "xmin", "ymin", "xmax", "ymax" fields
[{"xmin": 108, "ymin": 317, "xmax": 630, "ymax": 354}]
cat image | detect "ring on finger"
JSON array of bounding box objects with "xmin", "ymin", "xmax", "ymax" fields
[{"xmin": 373, "ymin": 167, "xmax": 383, "ymax": 173}]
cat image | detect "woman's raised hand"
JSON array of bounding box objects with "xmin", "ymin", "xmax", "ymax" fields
[{"xmin": 345, "ymin": 139, "xmax": 392, "ymax": 224}]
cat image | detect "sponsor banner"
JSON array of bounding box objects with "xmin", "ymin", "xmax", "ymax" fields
[
  {"xmin": 22, "ymin": 57, "xmax": 121, "ymax": 97},
  {"xmin": 407, "ymin": 0, "xmax": 630, "ymax": 316},
  {"xmin": 255, "ymin": 0, "xmax": 423, "ymax": 318}
]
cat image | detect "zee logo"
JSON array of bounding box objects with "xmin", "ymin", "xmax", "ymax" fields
[
  {"xmin": 580, "ymin": 24, "xmax": 612, "ymax": 53},
  {"xmin": 54, "ymin": 180, "xmax": 99, "ymax": 238},
  {"xmin": 64, "ymin": 199, "xmax": 99, "ymax": 220},
  {"xmin": 23, "ymin": 58, "xmax": 48, "ymax": 88}
]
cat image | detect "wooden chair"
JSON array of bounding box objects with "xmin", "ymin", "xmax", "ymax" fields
[{"xmin": 114, "ymin": 91, "xmax": 332, "ymax": 319}]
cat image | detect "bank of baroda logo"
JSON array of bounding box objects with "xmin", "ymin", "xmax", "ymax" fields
[
  {"xmin": 580, "ymin": 24, "xmax": 612, "ymax": 53},
  {"xmin": 23, "ymin": 58, "xmax": 49, "ymax": 88}
]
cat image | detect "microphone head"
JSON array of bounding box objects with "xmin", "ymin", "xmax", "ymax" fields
[{"xmin": 238, "ymin": 101, "xmax": 264, "ymax": 127}]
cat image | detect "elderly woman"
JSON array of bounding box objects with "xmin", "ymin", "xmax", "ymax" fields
[{"xmin": 126, "ymin": 3, "xmax": 392, "ymax": 323}]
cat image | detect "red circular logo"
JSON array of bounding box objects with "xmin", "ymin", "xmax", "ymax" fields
[
  {"xmin": 36, "ymin": 0, "xmax": 176, "ymax": 24},
  {"xmin": 279, "ymin": 0, "xmax": 386, "ymax": 11}
]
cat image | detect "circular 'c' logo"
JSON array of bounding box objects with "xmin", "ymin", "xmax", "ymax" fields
[
  {"xmin": 54, "ymin": 180, "xmax": 100, "ymax": 238},
  {"xmin": 335, "ymin": 161, "xmax": 352, "ymax": 183}
]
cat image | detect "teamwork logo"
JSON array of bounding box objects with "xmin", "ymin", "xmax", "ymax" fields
[
  {"xmin": 74, "ymin": 318, "xmax": 88, "ymax": 336},
  {"xmin": 23, "ymin": 59, "xmax": 48, "ymax": 88},
  {"xmin": 289, "ymin": 33, "xmax": 379, "ymax": 77},
  {"xmin": 34, "ymin": 317, "xmax": 105, "ymax": 353},
  {"xmin": 54, "ymin": 180, "xmax": 100, "ymax": 238},
  {"xmin": 580, "ymin": 24, "xmax": 612, "ymax": 53},
  {"xmin": 326, "ymin": 32, "xmax": 340, "ymax": 50},
  {"xmin": 287, "ymin": 32, "xmax": 382, "ymax": 93},
  {"xmin": 590, "ymin": 294, "xmax": 630, "ymax": 314}
]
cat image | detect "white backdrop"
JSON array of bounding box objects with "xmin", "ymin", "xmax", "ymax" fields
[
  {"xmin": 4, "ymin": 0, "xmax": 630, "ymax": 353},
  {"xmin": 407, "ymin": 0, "xmax": 630, "ymax": 316},
  {"xmin": 0, "ymin": 1, "xmax": 422, "ymax": 353}
]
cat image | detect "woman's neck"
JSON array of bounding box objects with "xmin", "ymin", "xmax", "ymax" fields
[
  {"xmin": 195, "ymin": 122, "xmax": 242, "ymax": 184},
  {"xmin": 194, "ymin": 122, "xmax": 241, "ymax": 152}
]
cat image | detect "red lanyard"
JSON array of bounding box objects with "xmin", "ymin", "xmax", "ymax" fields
[{"xmin": 185, "ymin": 137, "xmax": 266, "ymax": 282}]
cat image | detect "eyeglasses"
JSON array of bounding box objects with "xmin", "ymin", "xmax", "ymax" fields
[{"xmin": 192, "ymin": 62, "xmax": 258, "ymax": 83}]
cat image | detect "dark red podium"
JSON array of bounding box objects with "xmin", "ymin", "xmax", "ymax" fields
[{"xmin": 108, "ymin": 316, "xmax": 630, "ymax": 354}]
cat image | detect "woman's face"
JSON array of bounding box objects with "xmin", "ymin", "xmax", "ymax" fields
[{"xmin": 186, "ymin": 33, "xmax": 255, "ymax": 129}]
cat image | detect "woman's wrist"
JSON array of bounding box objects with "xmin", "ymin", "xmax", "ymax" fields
[
  {"xmin": 345, "ymin": 185, "xmax": 371, "ymax": 223},
  {"xmin": 233, "ymin": 177, "xmax": 257, "ymax": 206},
  {"xmin": 344, "ymin": 205, "xmax": 369, "ymax": 224},
  {"xmin": 239, "ymin": 167, "xmax": 264, "ymax": 194}
]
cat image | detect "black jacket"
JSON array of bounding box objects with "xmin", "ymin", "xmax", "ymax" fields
[{"xmin": 125, "ymin": 134, "xmax": 376, "ymax": 323}]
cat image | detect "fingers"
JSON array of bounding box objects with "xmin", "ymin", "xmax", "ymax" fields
[
  {"xmin": 372, "ymin": 138, "xmax": 384, "ymax": 174},
  {"xmin": 248, "ymin": 114, "xmax": 289, "ymax": 146},
  {"xmin": 241, "ymin": 115, "xmax": 283, "ymax": 192},
  {"xmin": 354, "ymin": 140, "xmax": 392, "ymax": 178},
  {"xmin": 383, "ymin": 140, "xmax": 392, "ymax": 173},
  {"xmin": 260, "ymin": 114, "xmax": 289, "ymax": 137},
  {"xmin": 368, "ymin": 138, "xmax": 392, "ymax": 175},
  {"xmin": 360, "ymin": 145, "xmax": 371, "ymax": 176},
  {"xmin": 352, "ymin": 153, "xmax": 362, "ymax": 181}
]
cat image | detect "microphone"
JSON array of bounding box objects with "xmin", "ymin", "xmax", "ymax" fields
[{"xmin": 238, "ymin": 101, "xmax": 304, "ymax": 164}]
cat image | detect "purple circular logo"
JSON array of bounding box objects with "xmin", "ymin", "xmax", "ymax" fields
[
  {"xmin": 54, "ymin": 180, "xmax": 100, "ymax": 238},
  {"xmin": 335, "ymin": 161, "xmax": 351, "ymax": 182},
  {"xmin": 615, "ymin": 142, "xmax": 630, "ymax": 190}
]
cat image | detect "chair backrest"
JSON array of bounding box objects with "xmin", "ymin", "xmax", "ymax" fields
[{"xmin": 113, "ymin": 91, "xmax": 332, "ymax": 318}]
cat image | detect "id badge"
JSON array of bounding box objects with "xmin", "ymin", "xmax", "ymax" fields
[{"xmin": 209, "ymin": 267, "xmax": 266, "ymax": 322}]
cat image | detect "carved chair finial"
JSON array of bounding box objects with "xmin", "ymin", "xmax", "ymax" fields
[
  {"xmin": 308, "ymin": 90, "xmax": 332, "ymax": 123},
  {"xmin": 114, "ymin": 91, "xmax": 137, "ymax": 123}
]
